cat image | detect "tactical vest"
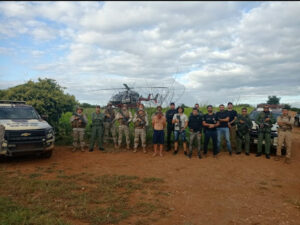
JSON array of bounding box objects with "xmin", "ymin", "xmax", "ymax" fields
[
  {"xmin": 71, "ymin": 114, "xmax": 86, "ymax": 128},
  {"xmin": 119, "ymin": 110, "xmax": 130, "ymax": 126},
  {"xmin": 279, "ymin": 115, "xmax": 292, "ymax": 131},
  {"xmin": 92, "ymin": 113, "xmax": 104, "ymax": 127},
  {"xmin": 134, "ymin": 114, "xmax": 146, "ymax": 129},
  {"xmin": 237, "ymin": 115, "xmax": 250, "ymax": 134},
  {"xmin": 104, "ymin": 108, "xmax": 115, "ymax": 123}
]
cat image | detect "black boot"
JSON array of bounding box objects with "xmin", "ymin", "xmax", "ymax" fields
[
  {"xmin": 236, "ymin": 152, "xmax": 241, "ymax": 155},
  {"xmin": 99, "ymin": 147, "xmax": 105, "ymax": 151},
  {"xmin": 245, "ymin": 152, "xmax": 250, "ymax": 156},
  {"xmin": 188, "ymin": 152, "xmax": 192, "ymax": 159},
  {"xmin": 89, "ymin": 148, "xmax": 94, "ymax": 152},
  {"xmin": 184, "ymin": 151, "xmax": 188, "ymax": 156},
  {"xmin": 266, "ymin": 154, "xmax": 270, "ymax": 159},
  {"xmin": 173, "ymin": 150, "xmax": 178, "ymax": 155},
  {"xmin": 256, "ymin": 152, "xmax": 262, "ymax": 157}
]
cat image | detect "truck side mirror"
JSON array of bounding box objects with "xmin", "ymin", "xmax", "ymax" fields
[{"xmin": 41, "ymin": 114, "xmax": 49, "ymax": 120}]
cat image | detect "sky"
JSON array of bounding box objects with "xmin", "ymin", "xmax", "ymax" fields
[{"xmin": 0, "ymin": 1, "xmax": 300, "ymax": 107}]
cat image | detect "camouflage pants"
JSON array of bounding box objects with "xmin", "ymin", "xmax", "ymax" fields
[
  {"xmin": 89, "ymin": 126, "xmax": 104, "ymax": 150},
  {"xmin": 104, "ymin": 122, "xmax": 117, "ymax": 144},
  {"xmin": 277, "ymin": 130, "xmax": 292, "ymax": 158},
  {"xmin": 236, "ymin": 132, "xmax": 250, "ymax": 153},
  {"xmin": 257, "ymin": 131, "xmax": 271, "ymax": 154},
  {"xmin": 134, "ymin": 128, "xmax": 146, "ymax": 149},
  {"xmin": 118, "ymin": 125, "xmax": 130, "ymax": 147},
  {"xmin": 0, "ymin": 125, "xmax": 4, "ymax": 151},
  {"xmin": 72, "ymin": 128, "xmax": 85, "ymax": 148},
  {"xmin": 229, "ymin": 125, "xmax": 237, "ymax": 151}
]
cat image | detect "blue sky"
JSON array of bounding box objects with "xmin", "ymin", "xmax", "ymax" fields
[{"xmin": 0, "ymin": 1, "xmax": 299, "ymax": 107}]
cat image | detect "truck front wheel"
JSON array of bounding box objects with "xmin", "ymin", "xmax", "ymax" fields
[{"xmin": 40, "ymin": 150, "xmax": 52, "ymax": 159}]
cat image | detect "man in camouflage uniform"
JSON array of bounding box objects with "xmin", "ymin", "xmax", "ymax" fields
[
  {"xmin": 89, "ymin": 106, "xmax": 105, "ymax": 152},
  {"xmin": 103, "ymin": 102, "xmax": 117, "ymax": 148},
  {"xmin": 275, "ymin": 108, "xmax": 294, "ymax": 164},
  {"xmin": 133, "ymin": 109, "xmax": 148, "ymax": 153},
  {"xmin": 115, "ymin": 104, "xmax": 132, "ymax": 150},
  {"xmin": 255, "ymin": 105, "xmax": 276, "ymax": 159},
  {"xmin": 70, "ymin": 106, "xmax": 88, "ymax": 152},
  {"xmin": 236, "ymin": 108, "xmax": 252, "ymax": 155}
]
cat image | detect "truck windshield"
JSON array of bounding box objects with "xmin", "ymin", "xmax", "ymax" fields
[
  {"xmin": 0, "ymin": 107, "xmax": 40, "ymax": 119},
  {"xmin": 249, "ymin": 110, "xmax": 282, "ymax": 121}
]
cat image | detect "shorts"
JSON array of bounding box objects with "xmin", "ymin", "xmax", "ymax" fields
[
  {"xmin": 174, "ymin": 130, "xmax": 187, "ymax": 142},
  {"xmin": 153, "ymin": 130, "xmax": 164, "ymax": 144}
]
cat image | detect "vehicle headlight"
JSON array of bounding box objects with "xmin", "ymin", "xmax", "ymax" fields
[{"xmin": 45, "ymin": 128, "xmax": 54, "ymax": 139}]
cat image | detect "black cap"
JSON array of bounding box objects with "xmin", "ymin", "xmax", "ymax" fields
[{"xmin": 170, "ymin": 102, "xmax": 175, "ymax": 106}]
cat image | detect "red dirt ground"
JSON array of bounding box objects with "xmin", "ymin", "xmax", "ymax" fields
[{"xmin": 2, "ymin": 128, "xmax": 300, "ymax": 225}]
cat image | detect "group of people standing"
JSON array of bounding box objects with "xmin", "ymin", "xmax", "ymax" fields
[{"xmin": 70, "ymin": 102, "xmax": 294, "ymax": 163}]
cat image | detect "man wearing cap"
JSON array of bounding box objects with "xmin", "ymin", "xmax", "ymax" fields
[
  {"xmin": 255, "ymin": 105, "xmax": 276, "ymax": 159},
  {"xmin": 165, "ymin": 103, "xmax": 177, "ymax": 151},
  {"xmin": 89, "ymin": 106, "xmax": 105, "ymax": 152},
  {"xmin": 275, "ymin": 108, "xmax": 294, "ymax": 163},
  {"xmin": 70, "ymin": 106, "xmax": 88, "ymax": 152},
  {"xmin": 115, "ymin": 104, "xmax": 133, "ymax": 150},
  {"xmin": 190, "ymin": 103, "xmax": 203, "ymax": 117},
  {"xmin": 103, "ymin": 102, "xmax": 117, "ymax": 148},
  {"xmin": 133, "ymin": 108, "xmax": 149, "ymax": 153},
  {"xmin": 227, "ymin": 102, "xmax": 238, "ymax": 152}
]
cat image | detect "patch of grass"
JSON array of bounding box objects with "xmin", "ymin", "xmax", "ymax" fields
[
  {"xmin": 0, "ymin": 197, "xmax": 68, "ymax": 225},
  {"xmin": 142, "ymin": 177, "xmax": 164, "ymax": 184},
  {"xmin": 28, "ymin": 173, "xmax": 43, "ymax": 179},
  {"xmin": 0, "ymin": 170, "xmax": 170, "ymax": 225}
]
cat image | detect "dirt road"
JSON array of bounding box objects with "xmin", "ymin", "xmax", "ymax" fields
[{"xmin": 1, "ymin": 128, "xmax": 300, "ymax": 225}]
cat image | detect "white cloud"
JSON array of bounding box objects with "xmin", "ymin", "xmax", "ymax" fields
[{"xmin": 0, "ymin": 1, "xmax": 300, "ymax": 107}]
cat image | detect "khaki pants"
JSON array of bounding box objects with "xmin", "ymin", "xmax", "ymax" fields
[
  {"xmin": 118, "ymin": 125, "xmax": 130, "ymax": 147},
  {"xmin": 72, "ymin": 128, "xmax": 85, "ymax": 148},
  {"xmin": 277, "ymin": 130, "xmax": 292, "ymax": 158},
  {"xmin": 134, "ymin": 128, "xmax": 146, "ymax": 149},
  {"xmin": 104, "ymin": 122, "xmax": 117, "ymax": 144},
  {"xmin": 189, "ymin": 131, "xmax": 201, "ymax": 155},
  {"xmin": 229, "ymin": 125, "xmax": 237, "ymax": 151}
]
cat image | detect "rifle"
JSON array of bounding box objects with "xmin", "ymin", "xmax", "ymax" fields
[
  {"xmin": 72, "ymin": 112, "xmax": 86, "ymax": 127},
  {"xmin": 259, "ymin": 113, "xmax": 272, "ymax": 129},
  {"xmin": 176, "ymin": 114, "xmax": 182, "ymax": 130},
  {"xmin": 137, "ymin": 114, "xmax": 146, "ymax": 126},
  {"xmin": 236, "ymin": 116, "xmax": 250, "ymax": 138},
  {"xmin": 119, "ymin": 110, "xmax": 130, "ymax": 126}
]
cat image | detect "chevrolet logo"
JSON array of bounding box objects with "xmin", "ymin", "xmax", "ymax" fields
[{"xmin": 21, "ymin": 133, "xmax": 31, "ymax": 137}]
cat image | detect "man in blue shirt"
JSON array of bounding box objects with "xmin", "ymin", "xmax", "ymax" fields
[{"xmin": 216, "ymin": 104, "xmax": 232, "ymax": 155}]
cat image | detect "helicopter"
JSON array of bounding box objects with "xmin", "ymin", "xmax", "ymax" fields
[{"xmin": 98, "ymin": 84, "xmax": 167, "ymax": 108}]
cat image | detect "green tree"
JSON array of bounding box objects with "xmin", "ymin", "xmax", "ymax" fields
[
  {"xmin": 0, "ymin": 78, "xmax": 78, "ymax": 127},
  {"xmin": 283, "ymin": 104, "xmax": 291, "ymax": 109},
  {"xmin": 267, "ymin": 96, "xmax": 280, "ymax": 105}
]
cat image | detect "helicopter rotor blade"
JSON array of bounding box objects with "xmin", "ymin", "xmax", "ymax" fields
[{"xmin": 132, "ymin": 86, "xmax": 168, "ymax": 89}]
